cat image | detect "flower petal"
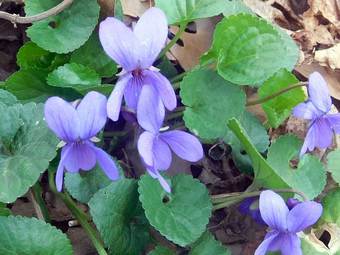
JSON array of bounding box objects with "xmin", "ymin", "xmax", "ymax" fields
[
  {"xmin": 293, "ymin": 101, "xmax": 322, "ymax": 120},
  {"xmin": 107, "ymin": 74, "xmax": 131, "ymax": 121},
  {"xmin": 326, "ymin": 113, "xmax": 340, "ymax": 134},
  {"xmin": 137, "ymin": 85, "xmax": 164, "ymax": 133},
  {"xmin": 308, "ymin": 72, "xmax": 332, "ymax": 113},
  {"xmin": 254, "ymin": 231, "xmax": 280, "ymax": 255},
  {"xmin": 153, "ymin": 136, "xmax": 172, "ymax": 170},
  {"xmin": 124, "ymin": 76, "xmax": 143, "ymax": 110},
  {"xmin": 160, "ymin": 130, "xmax": 203, "ymax": 162},
  {"xmin": 63, "ymin": 142, "xmax": 97, "ymax": 173},
  {"xmin": 55, "ymin": 144, "xmax": 74, "ymax": 192},
  {"xmin": 44, "ymin": 96, "xmax": 79, "ymax": 142},
  {"xmin": 138, "ymin": 131, "xmax": 156, "ymax": 167},
  {"xmin": 144, "ymin": 70, "xmax": 177, "ymax": 111},
  {"xmin": 146, "ymin": 168, "xmax": 171, "ymax": 193},
  {"xmin": 133, "ymin": 7, "xmax": 168, "ymax": 68},
  {"xmin": 77, "ymin": 91, "xmax": 107, "ymax": 139},
  {"xmin": 287, "ymin": 201, "xmax": 322, "ymax": 233},
  {"xmin": 259, "ymin": 190, "xmax": 289, "ymax": 231},
  {"xmin": 92, "ymin": 146, "xmax": 120, "ymax": 180},
  {"xmin": 280, "ymin": 234, "xmax": 302, "ymax": 255},
  {"xmin": 99, "ymin": 17, "xmax": 139, "ymax": 71}
]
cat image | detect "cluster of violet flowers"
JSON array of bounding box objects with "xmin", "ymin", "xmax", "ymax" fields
[{"xmin": 44, "ymin": 7, "xmax": 203, "ymax": 192}]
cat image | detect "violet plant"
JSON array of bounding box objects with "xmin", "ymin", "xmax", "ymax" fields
[{"xmin": 0, "ymin": 1, "xmax": 338, "ymax": 255}]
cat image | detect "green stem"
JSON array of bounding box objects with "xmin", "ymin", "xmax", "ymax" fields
[
  {"xmin": 170, "ymin": 72, "xmax": 188, "ymax": 84},
  {"xmin": 159, "ymin": 21, "xmax": 189, "ymax": 59},
  {"xmin": 246, "ymin": 82, "xmax": 307, "ymax": 106},
  {"xmin": 31, "ymin": 182, "xmax": 51, "ymax": 223},
  {"xmin": 48, "ymin": 170, "xmax": 107, "ymax": 255},
  {"xmin": 212, "ymin": 188, "xmax": 308, "ymax": 211}
]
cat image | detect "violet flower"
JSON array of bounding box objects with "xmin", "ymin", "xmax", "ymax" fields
[
  {"xmin": 99, "ymin": 7, "xmax": 176, "ymax": 121},
  {"xmin": 137, "ymin": 86, "xmax": 203, "ymax": 192},
  {"xmin": 44, "ymin": 91, "xmax": 120, "ymax": 191},
  {"xmin": 255, "ymin": 190, "xmax": 322, "ymax": 255},
  {"xmin": 239, "ymin": 197, "xmax": 266, "ymax": 225},
  {"xmin": 293, "ymin": 72, "xmax": 340, "ymax": 156}
]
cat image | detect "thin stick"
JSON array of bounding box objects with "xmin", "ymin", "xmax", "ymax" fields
[{"xmin": 0, "ymin": 0, "xmax": 73, "ymax": 24}]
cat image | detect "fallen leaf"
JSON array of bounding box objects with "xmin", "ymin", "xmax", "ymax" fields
[
  {"xmin": 121, "ymin": 0, "xmax": 152, "ymax": 17},
  {"xmin": 315, "ymin": 43, "xmax": 340, "ymax": 70}
]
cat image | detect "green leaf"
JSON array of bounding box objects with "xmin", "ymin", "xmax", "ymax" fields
[
  {"xmin": 326, "ymin": 149, "xmax": 340, "ymax": 185},
  {"xmin": 0, "ymin": 203, "xmax": 11, "ymax": 216},
  {"xmin": 0, "ymin": 103, "xmax": 22, "ymax": 143},
  {"xmin": 180, "ymin": 69, "xmax": 246, "ymax": 140},
  {"xmin": 301, "ymin": 232, "xmax": 339, "ymax": 255},
  {"xmin": 258, "ymin": 69, "xmax": 305, "ymax": 128},
  {"xmin": 155, "ymin": 0, "xmax": 227, "ymax": 24},
  {"xmin": 47, "ymin": 63, "xmax": 101, "ymax": 89},
  {"xmin": 0, "ymin": 89, "xmax": 18, "ymax": 106},
  {"xmin": 321, "ymin": 188, "xmax": 340, "ymax": 227},
  {"xmin": 5, "ymin": 69, "xmax": 80, "ymax": 103},
  {"xmin": 206, "ymin": 14, "xmax": 299, "ymax": 85},
  {"xmin": 267, "ymin": 135, "xmax": 326, "ymax": 199},
  {"xmin": 138, "ymin": 174, "xmax": 212, "ymax": 247},
  {"xmin": 65, "ymin": 163, "xmax": 120, "ymax": 204},
  {"xmin": 222, "ymin": 0, "xmax": 253, "ymax": 16},
  {"xmin": 70, "ymin": 34, "xmax": 117, "ymax": 77},
  {"xmin": 17, "ymin": 42, "xmax": 69, "ymax": 71},
  {"xmin": 25, "ymin": 0, "xmax": 100, "ymax": 53},
  {"xmin": 114, "ymin": 0, "xmax": 124, "ymax": 20},
  {"xmin": 0, "ymin": 216, "xmax": 73, "ymax": 254},
  {"xmin": 89, "ymin": 179, "xmax": 150, "ymax": 255},
  {"xmin": 224, "ymin": 111, "xmax": 269, "ymax": 174},
  {"xmin": 148, "ymin": 246, "xmax": 175, "ymax": 255},
  {"xmin": 0, "ymin": 103, "xmax": 58, "ymax": 203},
  {"xmin": 189, "ymin": 232, "xmax": 231, "ymax": 255},
  {"xmin": 227, "ymin": 118, "xmax": 287, "ymax": 189}
]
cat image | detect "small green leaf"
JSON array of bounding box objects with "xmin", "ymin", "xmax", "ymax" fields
[
  {"xmin": 138, "ymin": 174, "xmax": 212, "ymax": 247},
  {"xmin": 222, "ymin": 0, "xmax": 253, "ymax": 16},
  {"xmin": 301, "ymin": 232, "xmax": 338, "ymax": 255},
  {"xmin": 224, "ymin": 111, "xmax": 269, "ymax": 174},
  {"xmin": 148, "ymin": 246, "xmax": 175, "ymax": 255},
  {"xmin": 47, "ymin": 63, "xmax": 101, "ymax": 89},
  {"xmin": 155, "ymin": 0, "xmax": 227, "ymax": 24},
  {"xmin": 0, "ymin": 103, "xmax": 22, "ymax": 143},
  {"xmin": 206, "ymin": 14, "xmax": 299, "ymax": 85},
  {"xmin": 5, "ymin": 69, "xmax": 80, "ymax": 103},
  {"xmin": 65, "ymin": 165, "xmax": 113, "ymax": 204},
  {"xmin": 321, "ymin": 188, "xmax": 340, "ymax": 227},
  {"xmin": 258, "ymin": 69, "xmax": 305, "ymax": 128},
  {"xmin": 70, "ymin": 34, "xmax": 117, "ymax": 77},
  {"xmin": 0, "ymin": 216, "xmax": 73, "ymax": 254},
  {"xmin": 0, "ymin": 89, "xmax": 18, "ymax": 106},
  {"xmin": 180, "ymin": 69, "xmax": 246, "ymax": 140},
  {"xmin": 25, "ymin": 0, "xmax": 100, "ymax": 53},
  {"xmin": 326, "ymin": 149, "xmax": 340, "ymax": 185},
  {"xmin": 189, "ymin": 232, "xmax": 231, "ymax": 255},
  {"xmin": 0, "ymin": 203, "xmax": 11, "ymax": 216},
  {"xmin": 89, "ymin": 179, "xmax": 150, "ymax": 255},
  {"xmin": 0, "ymin": 103, "xmax": 58, "ymax": 203},
  {"xmin": 267, "ymin": 135, "xmax": 326, "ymax": 199}
]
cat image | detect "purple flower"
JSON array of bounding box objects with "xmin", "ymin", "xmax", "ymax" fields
[
  {"xmin": 44, "ymin": 92, "xmax": 120, "ymax": 191},
  {"xmin": 239, "ymin": 197, "xmax": 266, "ymax": 225},
  {"xmin": 255, "ymin": 190, "xmax": 322, "ymax": 255},
  {"xmin": 293, "ymin": 72, "xmax": 340, "ymax": 156},
  {"xmin": 137, "ymin": 86, "xmax": 203, "ymax": 192},
  {"xmin": 99, "ymin": 7, "xmax": 176, "ymax": 121}
]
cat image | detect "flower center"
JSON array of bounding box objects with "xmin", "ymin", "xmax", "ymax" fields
[{"xmin": 132, "ymin": 68, "xmax": 143, "ymax": 78}]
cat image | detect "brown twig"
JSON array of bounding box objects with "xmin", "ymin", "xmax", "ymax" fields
[{"xmin": 0, "ymin": 0, "xmax": 73, "ymax": 24}]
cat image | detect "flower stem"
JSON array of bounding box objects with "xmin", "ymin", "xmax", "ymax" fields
[
  {"xmin": 48, "ymin": 170, "xmax": 107, "ymax": 255},
  {"xmin": 31, "ymin": 182, "xmax": 51, "ymax": 222},
  {"xmin": 246, "ymin": 82, "xmax": 307, "ymax": 106},
  {"xmin": 211, "ymin": 188, "xmax": 308, "ymax": 211},
  {"xmin": 159, "ymin": 21, "xmax": 189, "ymax": 59}
]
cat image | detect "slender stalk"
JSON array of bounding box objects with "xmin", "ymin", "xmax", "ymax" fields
[
  {"xmin": 166, "ymin": 111, "xmax": 184, "ymax": 121},
  {"xmin": 31, "ymin": 182, "xmax": 51, "ymax": 222},
  {"xmin": 159, "ymin": 21, "xmax": 189, "ymax": 58},
  {"xmin": 0, "ymin": 0, "xmax": 73, "ymax": 24},
  {"xmin": 48, "ymin": 170, "xmax": 107, "ymax": 255},
  {"xmin": 170, "ymin": 72, "xmax": 188, "ymax": 84},
  {"xmin": 246, "ymin": 82, "xmax": 307, "ymax": 106},
  {"xmin": 212, "ymin": 188, "xmax": 308, "ymax": 211}
]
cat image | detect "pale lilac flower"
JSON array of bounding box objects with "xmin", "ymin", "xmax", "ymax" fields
[
  {"xmin": 293, "ymin": 72, "xmax": 340, "ymax": 156},
  {"xmin": 137, "ymin": 86, "xmax": 203, "ymax": 192},
  {"xmin": 255, "ymin": 190, "xmax": 322, "ymax": 255},
  {"xmin": 44, "ymin": 92, "xmax": 120, "ymax": 191},
  {"xmin": 239, "ymin": 197, "xmax": 266, "ymax": 225},
  {"xmin": 99, "ymin": 7, "xmax": 176, "ymax": 121}
]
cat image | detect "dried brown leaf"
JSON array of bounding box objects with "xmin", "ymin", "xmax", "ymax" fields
[
  {"xmin": 121, "ymin": 0, "xmax": 152, "ymax": 17},
  {"xmin": 315, "ymin": 43, "xmax": 340, "ymax": 70}
]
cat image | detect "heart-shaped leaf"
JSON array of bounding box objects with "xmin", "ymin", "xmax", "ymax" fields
[
  {"xmin": 0, "ymin": 216, "xmax": 73, "ymax": 254},
  {"xmin": 190, "ymin": 232, "xmax": 231, "ymax": 255},
  {"xmin": 326, "ymin": 149, "xmax": 340, "ymax": 185},
  {"xmin": 149, "ymin": 246, "xmax": 175, "ymax": 255},
  {"xmin": 321, "ymin": 188, "xmax": 340, "ymax": 227},
  {"xmin": 25, "ymin": 0, "xmax": 100, "ymax": 53},
  {"xmin": 180, "ymin": 69, "xmax": 246, "ymax": 140},
  {"xmin": 89, "ymin": 179, "xmax": 150, "ymax": 255},
  {"xmin": 138, "ymin": 174, "xmax": 212, "ymax": 247}
]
